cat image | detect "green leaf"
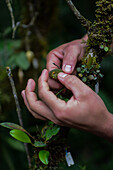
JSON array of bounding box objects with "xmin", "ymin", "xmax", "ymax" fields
[
  {"xmin": 87, "ymin": 54, "xmax": 92, "ymax": 68},
  {"xmin": 10, "ymin": 129, "xmax": 31, "ymax": 143},
  {"xmin": 45, "ymin": 125, "xmax": 60, "ymax": 141},
  {"xmin": 33, "ymin": 141, "xmax": 47, "ymax": 148},
  {"xmin": 16, "ymin": 52, "xmax": 30, "ymax": 70},
  {"xmin": 104, "ymin": 46, "xmax": 109, "ymax": 52},
  {"xmin": 0, "ymin": 122, "xmax": 25, "ymax": 131},
  {"xmin": 0, "ymin": 122, "xmax": 33, "ymax": 139},
  {"xmin": 82, "ymin": 77, "xmax": 87, "ymax": 82},
  {"xmin": 39, "ymin": 150, "xmax": 49, "ymax": 165},
  {"xmin": 100, "ymin": 44, "xmax": 104, "ymax": 49}
]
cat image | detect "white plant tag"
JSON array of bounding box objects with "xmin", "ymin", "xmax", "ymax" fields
[
  {"xmin": 95, "ymin": 82, "xmax": 99, "ymax": 94},
  {"xmin": 65, "ymin": 151, "xmax": 74, "ymax": 167}
]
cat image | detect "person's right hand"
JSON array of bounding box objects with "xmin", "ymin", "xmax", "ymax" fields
[
  {"xmin": 46, "ymin": 34, "xmax": 88, "ymax": 89},
  {"xmin": 22, "ymin": 69, "xmax": 113, "ymax": 142}
]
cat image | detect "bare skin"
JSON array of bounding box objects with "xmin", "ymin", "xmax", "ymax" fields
[
  {"xmin": 47, "ymin": 34, "xmax": 88, "ymax": 89},
  {"xmin": 21, "ymin": 69, "xmax": 113, "ymax": 142},
  {"xmin": 21, "ymin": 35, "xmax": 113, "ymax": 142}
]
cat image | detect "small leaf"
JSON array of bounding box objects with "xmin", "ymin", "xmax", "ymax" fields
[
  {"xmin": 104, "ymin": 39, "xmax": 108, "ymax": 42},
  {"xmin": 78, "ymin": 73, "xmax": 83, "ymax": 77},
  {"xmin": 45, "ymin": 125, "xmax": 60, "ymax": 141},
  {"xmin": 39, "ymin": 150, "xmax": 49, "ymax": 165},
  {"xmin": 64, "ymin": 98, "xmax": 69, "ymax": 102},
  {"xmin": 41, "ymin": 125, "xmax": 49, "ymax": 139},
  {"xmin": 10, "ymin": 129, "xmax": 31, "ymax": 143},
  {"xmin": 34, "ymin": 141, "xmax": 47, "ymax": 148},
  {"xmin": 0, "ymin": 122, "xmax": 25, "ymax": 131},
  {"xmin": 76, "ymin": 67, "xmax": 81, "ymax": 72},
  {"xmin": 88, "ymin": 75, "xmax": 94, "ymax": 80},
  {"xmin": 100, "ymin": 45, "xmax": 104, "ymax": 49},
  {"xmin": 82, "ymin": 77, "xmax": 87, "ymax": 82},
  {"xmin": 104, "ymin": 46, "xmax": 109, "ymax": 52},
  {"xmin": 87, "ymin": 54, "xmax": 92, "ymax": 68},
  {"xmin": 16, "ymin": 52, "xmax": 30, "ymax": 70},
  {"xmin": 0, "ymin": 122, "xmax": 33, "ymax": 138}
]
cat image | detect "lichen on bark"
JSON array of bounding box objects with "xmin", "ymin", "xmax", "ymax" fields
[{"xmin": 66, "ymin": 0, "xmax": 113, "ymax": 89}]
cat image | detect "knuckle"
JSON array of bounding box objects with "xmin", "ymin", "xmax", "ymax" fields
[
  {"xmin": 28, "ymin": 102, "xmax": 35, "ymax": 111},
  {"xmin": 65, "ymin": 75, "xmax": 75, "ymax": 86},
  {"xmin": 66, "ymin": 44, "xmax": 74, "ymax": 50},
  {"xmin": 65, "ymin": 44, "xmax": 79, "ymax": 52},
  {"xmin": 54, "ymin": 109, "xmax": 66, "ymax": 121},
  {"xmin": 47, "ymin": 50, "xmax": 54, "ymax": 59},
  {"xmin": 82, "ymin": 88, "xmax": 92, "ymax": 99}
]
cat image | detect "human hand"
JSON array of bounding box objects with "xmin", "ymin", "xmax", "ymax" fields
[
  {"xmin": 22, "ymin": 69, "xmax": 113, "ymax": 140},
  {"xmin": 47, "ymin": 34, "xmax": 88, "ymax": 89}
]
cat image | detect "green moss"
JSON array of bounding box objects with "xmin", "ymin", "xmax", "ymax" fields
[{"xmin": 76, "ymin": 0, "xmax": 113, "ymax": 87}]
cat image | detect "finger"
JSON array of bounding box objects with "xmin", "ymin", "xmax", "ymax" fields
[
  {"xmin": 62, "ymin": 45, "xmax": 81, "ymax": 74},
  {"xmin": 24, "ymin": 79, "xmax": 60, "ymax": 122},
  {"xmin": 46, "ymin": 43, "xmax": 69, "ymax": 71},
  {"xmin": 47, "ymin": 53, "xmax": 61, "ymax": 71},
  {"xmin": 58, "ymin": 72, "xmax": 90, "ymax": 99},
  {"xmin": 21, "ymin": 90, "xmax": 47, "ymax": 120},
  {"xmin": 46, "ymin": 49, "xmax": 64, "ymax": 72},
  {"xmin": 48, "ymin": 78, "xmax": 63, "ymax": 89},
  {"xmin": 46, "ymin": 48, "xmax": 64, "ymax": 89},
  {"xmin": 38, "ymin": 69, "xmax": 66, "ymax": 111}
]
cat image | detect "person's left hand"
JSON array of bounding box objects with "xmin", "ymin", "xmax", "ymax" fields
[{"xmin": 22, "ymin": 69, "xmax": 112, "ymax": 137}]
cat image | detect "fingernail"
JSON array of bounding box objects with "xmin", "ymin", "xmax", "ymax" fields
[
  {"xmin": 64, "ymin": 65, "xmax": 72, "ymax": 73},
  {"xmin": 58, "ymin": 72, "xmax": 68, "ymax": 78}
]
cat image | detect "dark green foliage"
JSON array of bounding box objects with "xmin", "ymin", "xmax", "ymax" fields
[
  {"xmin": 0, "ymin": 122, "xmax": 68, "ymax": 169},
  {"xmin": 0, "ymin": 0, "xmax": 113, "ymax": 170}
]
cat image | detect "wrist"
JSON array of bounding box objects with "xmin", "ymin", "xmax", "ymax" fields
[{"xmin": 99, "ymin": 111, "xmax": 113, "ymax": 142}]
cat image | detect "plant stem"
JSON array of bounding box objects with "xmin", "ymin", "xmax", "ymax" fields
[
  {"xmin": 65, "ymin": 0, "xmax": 91, "ymax": 30},
  {"xmin": 56, "ymin": 88, "xmax": 65, "ymax": 96},
  {"xmin": 5, "ymin": 0, "xmax": 16, "ymax": 38},
  {"xmin": 6, "ymin": 67, "xmax": 32, "ymax": 169}
]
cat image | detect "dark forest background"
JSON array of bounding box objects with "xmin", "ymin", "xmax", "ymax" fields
[{"xmin": 0, "ymin": 0, "xmax": 113, "ymax": 169}]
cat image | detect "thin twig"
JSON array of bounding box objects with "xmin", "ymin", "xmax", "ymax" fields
[
  {"xmin": 6, "ymin": 67, "xmax": 32, "ymax": 169},
  {"xmin": 5, "ymin": 0, "xmax": 16, "ymax": 38},
  {"xmin": 56, "ymin": 88, "xmax": 65, "ymax": 96},
  {"xmin": 12, "ymin": 12, "xmax": 38, "ymax": 39},
  {"xmin": 65, "ymin": 0, "xmax": 91, "ymax": 30}
]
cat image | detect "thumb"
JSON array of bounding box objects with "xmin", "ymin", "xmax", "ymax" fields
[
  {"xmin": 58, "ymin": 72, "xmax": 88, "ymax": 98},
  {"xmin": 62, "ymin": 45, "xmax": 80, "ymax": 74}
]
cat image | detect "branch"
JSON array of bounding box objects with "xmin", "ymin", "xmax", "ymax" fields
[
  {"xmin": 65, "ymin": 0, "xmax": 91, "ymax": 30},
  {"xmin": 6, "ymin": 67, "xmax": 32, "ymax": 169},
  {"xmin": 5, "ymin": 0, "xmax": 16, "ymax": 38}
]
